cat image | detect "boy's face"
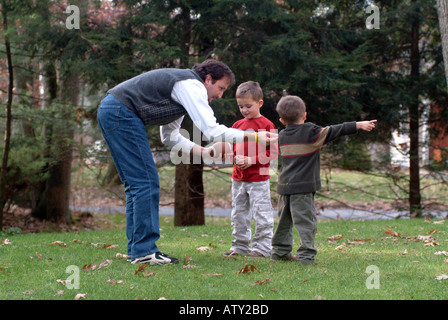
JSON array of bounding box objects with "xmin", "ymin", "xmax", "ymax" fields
[{"xmin": 236, "ymin": 95, "xmax": 263, "ymax": 120}]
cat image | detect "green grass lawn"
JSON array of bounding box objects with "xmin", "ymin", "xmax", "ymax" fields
[{"xmin": 1, "ymin": 215, "xmax": 447, "ymax": 301}]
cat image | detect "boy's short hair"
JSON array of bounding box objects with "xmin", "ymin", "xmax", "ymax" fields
[
  {"xmin": 276, "ymin": 95, "xmax": 306, "ymax": 125},
  {"xmin": 236, "ymin": 81, "xmax": 263, "ymax": 101}
]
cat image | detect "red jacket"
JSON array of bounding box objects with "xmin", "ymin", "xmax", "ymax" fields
[{"xmin": 231, "ymin": 116, "xmax": 278, "ymax": 182}]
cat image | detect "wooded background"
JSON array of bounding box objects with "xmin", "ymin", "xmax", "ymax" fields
[{"xmin": 0, "ymin": 0, "xmax": 447, "ymax": 229}]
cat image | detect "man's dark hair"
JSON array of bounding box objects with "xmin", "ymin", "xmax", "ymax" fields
[{"xmin": 192, "ymin": 59, "xmax": 235, "ymax": 86}]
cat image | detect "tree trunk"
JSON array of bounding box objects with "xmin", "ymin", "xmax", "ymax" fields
[
  {"xmin": 174, "ymin": 160, "xmax": 205, "ymax": 226},
  {"xmin": 47, "ymin": 74, "xmax": 78, "ymax": 224},
  {"xmin": 174, "ymin": 121, "xmax": 205, "ymax": 226},
  {"xmin": 33, "ymin": 73, "xmax": 77, "ymax": 224},
  {"xmin": 173, "ymin": 7, "xmax": 205, "ymax": 226},
  {"xmin": 437, "ymin": 0, "xmax": 448, "ymax": 89},
  {"xmin": 0, "ymin": 1, "xmax": 14, "ymax": 229},
  {"xmin": 409, "ymin": 2, "xmax": 422, "ymax": 217},
  {"xmin": 32, "ymin": 62, "xmax": 57, "ymax": 219}
]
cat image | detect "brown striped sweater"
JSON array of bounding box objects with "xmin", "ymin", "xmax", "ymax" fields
[{"xmin": 277, "ymin": 121, "xmax": 357, "ymax": 195}]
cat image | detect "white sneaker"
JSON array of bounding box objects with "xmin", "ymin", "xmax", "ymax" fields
[{"xmin": 131, "ymin": 252, "xmax": 179, "ymax": 265}]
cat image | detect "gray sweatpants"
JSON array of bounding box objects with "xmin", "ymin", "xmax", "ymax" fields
[
  {"xmin": 230, "ymin": 180, "xmax": 274, "ymax": 256},
  {"xmin": 271, "ymin": 193, "xmax": 318, "ymax": 264}
]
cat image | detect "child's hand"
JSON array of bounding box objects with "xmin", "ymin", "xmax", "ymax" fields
[
  {"xmin": 257, "ymin": 131, "xmax": 278, "ymax": 146},
  {"xmin": 234, "ymin": 155, "xmax": 252, "ymax": 170},
  {"xmin": 356, "ymin": 120, "xmax": 377, "ymax": 132}
]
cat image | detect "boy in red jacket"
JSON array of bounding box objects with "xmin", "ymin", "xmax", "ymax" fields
[{"xmin": 224, "ymin": 81, "xmax": 278, "ymax": 258}]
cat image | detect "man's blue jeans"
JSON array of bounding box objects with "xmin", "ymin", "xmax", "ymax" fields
[{"xmin": 97, "ymin": 94, "xmax": 160, "ymax": 260}]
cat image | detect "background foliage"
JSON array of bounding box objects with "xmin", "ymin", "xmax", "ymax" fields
[{"xmin": 0, "ymin": 0, "xmax": 447, "ymax": 227}]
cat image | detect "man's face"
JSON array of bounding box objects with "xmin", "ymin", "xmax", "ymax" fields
[{"xmin": 204, "ymin": 75, "xmax": 230, "ymax": 103}]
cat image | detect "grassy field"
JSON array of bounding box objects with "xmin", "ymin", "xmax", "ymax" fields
[{"xmin": 1, "ymin": 215, "xmax": 447, "ymax": 301}]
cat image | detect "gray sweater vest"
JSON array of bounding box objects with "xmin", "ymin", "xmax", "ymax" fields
[{"xmin": 108, "ymin": 69, "xmax": 204, "ymax": 125}]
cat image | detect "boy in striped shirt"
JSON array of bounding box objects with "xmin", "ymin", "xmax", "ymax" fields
[{"xmin": 271, "ymin": 95, "xmax": 376, "ymax": 265}]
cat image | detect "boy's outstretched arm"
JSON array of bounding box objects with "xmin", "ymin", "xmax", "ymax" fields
[{"xmin": 356, "ymin": 120, "xmax": 377, "ymax": 132}]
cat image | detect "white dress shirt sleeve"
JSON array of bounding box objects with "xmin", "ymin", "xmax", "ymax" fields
[{"xmin": 160, "ymin": 79, "xmax": 245, "ymax": 150}]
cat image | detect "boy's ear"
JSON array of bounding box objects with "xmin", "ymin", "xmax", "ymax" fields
[
  {"xmin": 258, "ymin": 99, "xmax": 264, "ymax": 107},
  {"xmin": 279, "ymin": 118, "xmax": 286, "ymax": 125},
  {"xmin": 303, "ymin": 112, "xmax": 307, "ymax": 121}
]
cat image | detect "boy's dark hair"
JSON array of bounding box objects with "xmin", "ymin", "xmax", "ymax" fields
[
  {"xmin": 236, "ymin": 81, "xmax": 263, "ymax": 101},
  {"xmin": 192, "ymin": 59, "xmax": 235, "ymax": 86},
  {"xmin": 276, "ymin": 95, "xmax": 306, "ymax": 125}
]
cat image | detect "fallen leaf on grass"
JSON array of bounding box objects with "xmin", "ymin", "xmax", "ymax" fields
[
  {"xmin": 56, "ymin": 279, "xmax": 68, "ymax": 286},
  {"xmin": 433, "ymin": 220, "xmax": 445, "ymax": 225},
  {"xmin": 134, "ymin": 264, "xmax": 155, "ymax": 277},
  {"xmin": 411, "ymin": 235, "xmax": 440, "ymax": 246},
  {"xmin": 384, "ymin": 229, "xmax": 401, "ymax": 237},
  {"xmin": 50, "ymin": 241, "xmax": 67, "ymax": 247},
  {"xmin": 254, "ymin": 278, "xmax": 271, "ymax": 286},
  {"xmin": 435, "ymin": 274, "xmax": 448, "ymax": 280},
  {"xmin": 2, "ymin": 239, "xmax": 12, "ymax": 245},
  {"xmin": 422, "ymin": 239, "xmax": 439, "ymax": 247},
  {"xmin": 335, "ymin": 244, "xmax": 348, "ymax": 253},
  {"xmin": 327, "ymin": 234, "xmax": 343, "ymax": 241},
  {"xmin": 36, "ymin": 252, "xmax": 43, "ymax": 260},
  {"xmin": 352, "ymin": 238, "xmax": 372, "ymax": 242},
  {"xmin": 107, "ymin": 279, "xmax": 124, "ymax": 284},
  {"xmin": 82, "ymin": 259, "xmax": 112, "ymax": 272},
  {"xmin": 72, "ymin": 239, "xmax": 118, "ymax": 249},
  {"xmin": 182, "ymin": 256, "xmax": 196, "ymax": 268},
  {"xmin": 347, "ymin": 240, "xmax": 367, "ymax": 246},
  {"xmin": 435, "ymin": 251, "xmax": 448, "ymax": 256},
  {"xmin": 197, "ymin": 246, "xmax": 211, "ymax": 252},
  {"xmin": 100, "ymin": 244, "xmax": 119, "ymax": 249},
  {"xmin": 327, "ymin": 234, "xmax": 343, "ymax": 244},
  {"xmin": 74, "ymin": 293, "xmax": 87, "ymax": 300},
  {"xmin": 238, "ymin": 264, "xmax": 260, "ymax": 274},
  {"xmin": 54, "ymin": 290, "xmax": 64, "ymax": 296},
  {"xmin": 201, "ymin": 273, "xmax": 223, "ymax": 277}
]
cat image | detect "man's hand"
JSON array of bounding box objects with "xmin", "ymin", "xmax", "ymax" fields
[
  {"xmin": 356, "ymin": 120, "xmax": 377, "ymax": 132},
  {"xmin": 257, "ymin": 131, "xmax": 278, "ymax": 146},
  {"xmin": 205, "ymin": 142, "xmax": 232, "ymax": 161}
]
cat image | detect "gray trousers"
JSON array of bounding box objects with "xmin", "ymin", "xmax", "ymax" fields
[
  {"xmin": 230, "ymin": 180, "xmax": 274, "ymax": 256},
  {"xmin": 271, "ymin": 193, "xmax": 318, "ymax": 264}
]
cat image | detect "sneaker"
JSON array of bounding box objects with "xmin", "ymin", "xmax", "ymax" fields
[
  {"xmin": 248, "ymin": 251, "xmax": 265, "ymax": 258},
  {"xmin": 131, "ymin": 252, "xmax": 179, "ymax": 265},
  {"xmin": 298, "ymin": 259, "xmax": 315, "ymax": 265},
  {"xmin": 223, "ymin": 250, "xmax": 239, "ymax": 257},
  {"xmin": 271, "ymin": 254, "xmax": 296, "ymax": 261}
]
